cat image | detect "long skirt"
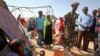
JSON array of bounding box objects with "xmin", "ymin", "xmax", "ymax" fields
[{"xmin": 44, "ymin": 25, "xmax": 52, "ymax": 45}]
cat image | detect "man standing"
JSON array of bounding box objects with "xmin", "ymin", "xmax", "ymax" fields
[
  {"xmin": 64, "ymin": 2, "xmax": 79, "ymax": 47},
  {"xmin": 90, "ymin": 10, "xmax": 97, "ymax": 51},
  {"xmin": 95, "ymin": 8, "xmax": 100, "ymax": 56},
  {"xmin": 77, "ymin": 7, "xmax": 93, "ymax": 51},
  {"xmin": 91, "ymin": 10, "xmax": 97, "ymax": 33},
  {"xmin": 36, "ymin": 11, "xmax": 44, "ymax": 46},
  {"xmin": 64, "ymin": 2, "xmax": 79, "ymax": 56}
]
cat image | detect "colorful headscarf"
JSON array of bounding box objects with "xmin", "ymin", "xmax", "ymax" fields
[{"xmin": 43, "ymin": 15, "xmax": 52, "ymax": 38}]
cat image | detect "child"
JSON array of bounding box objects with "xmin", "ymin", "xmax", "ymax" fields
[
  {"xmin": 9, "ymin": 39, "xmax": 24, "ymax": 56},
  {"xmin": 40, "ymin": 50, "xmax": 45, "ymax": 56},
  {"xmin": 54, "ymin": 33, "xmax": 64, "ymax": 46}
]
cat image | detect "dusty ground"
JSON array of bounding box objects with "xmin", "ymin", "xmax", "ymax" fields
[{"xmin": 31, "ymin": 38, "xmax": 94, "ymax": 56}]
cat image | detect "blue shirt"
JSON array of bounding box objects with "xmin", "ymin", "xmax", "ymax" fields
[
  {"xmin": 77, "ymin": 13, "xmax": 93, "ymax": 31},
  {"xmin": 36, "ymin": 17, "xmax": 44, "ymax": 30}
]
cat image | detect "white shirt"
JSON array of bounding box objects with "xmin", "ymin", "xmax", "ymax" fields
[{"xmin": 77, "ymin": 13, "xmax": 93, "ymax": 31}]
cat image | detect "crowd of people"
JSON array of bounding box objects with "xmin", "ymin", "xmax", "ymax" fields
[
  {"xmin": 30, "ymin": 2, "xmax": 100, "ymax": 56},
  {"xmin": 0, "ymin": 0, "xmax": 100, "ymax": 56}
]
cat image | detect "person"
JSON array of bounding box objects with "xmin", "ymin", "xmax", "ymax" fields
[
  {"xmin": 91, "ymin": 10, "xmax": 97, "ymax": 34},
  {"xmin": 64, "ymin": 2, "xmax": 79, "ymax": 53},
  {"xmin": 90, "ymin": 10, "xmax": 97, "ymax": 51},
  {"xmin": 95, "ymin": 8, "xmax": 100, "ymax": 56},
  {"xmin": 36, "ymin": 11, "xmax": 44, "ymax": 46},
  {"xmin": 64, "ymin": 2, "xmax": 80, "ymax": 56},
  {"xmin": 77, "ymin": 6, "xmax": 93, "ymax": 51},
  {"xmin": 54, "ymin": 33, "xmax": 64, "ymax": 46},
  {"xmin": 58, "ymin": 17, "xmax": 65, "ymax": 34},
  {"xmin": 8, "ymin": 36, "xmax": 32, "ymax": 56},
  {"xmin": 0, "ymin": 28, "xmax": 20, "ymax": 56},
  {"xmin": 17, "ymin": 14, "xmax": 21, "ymax": 21},
  {"xmin": 52, "ymin": 19, "xmax": 56, "ymax": 35},
  {"xmin": 40, "ymin": 50, "xmax": 45, "ymax": 56},
  {"xmin": 8, "ymin": 39, "xmax": 24, "ymax": 56},
  {"xmin": 27, "ymin": 17, "xmax": 36, "ymax": 32},
  {"xmin": 17, "ymin": 14, "xmax": 27, "ymax": 27},
  {"xmin": 54, "ymin": 19, "xmax": 60, "ymax": 35},
  {"xmin": 44, "ymin": 15, "xmax": 52, "ymax": 48}
]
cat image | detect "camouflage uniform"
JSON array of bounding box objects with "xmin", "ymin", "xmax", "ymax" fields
[
  {"xmin": 63, "ymin": 2, "xmax": 79, "ymax": 56},
  {"xmin": 64, "ymin": 12, "xmax": 78, "ymax": 56},
  {"xmin": 64, "ymin": 11, "xmax": 78, "ymax": 46}
]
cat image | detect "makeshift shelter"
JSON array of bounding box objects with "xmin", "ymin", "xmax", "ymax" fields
[
  {"xmin": 0, "ymin": 2, "xmax": 31, "ymax": 47},
  {"xmin": 8, "ymin": 5, "xmax": 54, "ymax": 18},
  {"xmin": 8, "ymin": 4, "xmax": 55, "ymax": 40}
]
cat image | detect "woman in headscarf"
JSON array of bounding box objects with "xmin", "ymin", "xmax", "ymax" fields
[
  {"xmin": 58, "ymin": 17, "xmax": 65, "ymax": 34},
  {"xmin": 44, "ymin": 15, "xmax": 52, "ymax": 48}
]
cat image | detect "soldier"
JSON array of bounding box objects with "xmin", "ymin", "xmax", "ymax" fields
[
  {"xmin": 64, "ymin": 2, "xmax": 79, "ymax": 56},
  {"xmin": 64, "ymin": 2, "xmax": 79, "ymax": 47}
]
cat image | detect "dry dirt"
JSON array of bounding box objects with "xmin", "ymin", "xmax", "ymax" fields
[{"xmin": 31, "ymin": 38, "xmax": 94, "ymax": 56}]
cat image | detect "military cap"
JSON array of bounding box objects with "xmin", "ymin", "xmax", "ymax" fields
[{"xmin": 71, "ymin": 2, "xmax": 79, "ymax": 6}]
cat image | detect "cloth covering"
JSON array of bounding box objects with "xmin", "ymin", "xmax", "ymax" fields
[{"xmin": 0, "ymin": 6, "xmax": 31, "ymax": 46}]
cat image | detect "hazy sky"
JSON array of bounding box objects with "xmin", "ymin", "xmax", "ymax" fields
[{"xmin": 5, "ymin": 0, "xmax": 100, "ymax": 18}]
